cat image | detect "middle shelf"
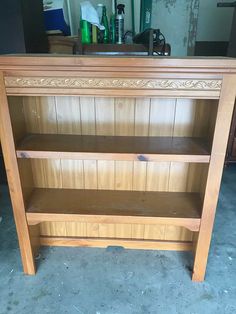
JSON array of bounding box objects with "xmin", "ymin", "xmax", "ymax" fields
[
  {"xmin": 26, "ymin": 188, "xmax": 202, "ymax": 232},
  {"xmin": 16, "ymin": 134, "xmax": 211, "ymax": 163}
]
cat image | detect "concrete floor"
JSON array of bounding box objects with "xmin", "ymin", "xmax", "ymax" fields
[{"xmin": 0, "ymin": 166, "xmax": 236, "ymax": 314}]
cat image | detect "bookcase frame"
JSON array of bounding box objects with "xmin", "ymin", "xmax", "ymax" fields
[{"xmin": 0, "ymin": 56, "xmax": 236, "ymax": 281}]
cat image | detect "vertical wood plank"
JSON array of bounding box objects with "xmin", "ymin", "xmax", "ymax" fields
[
  {"xmin": 115, "ymin": 98, "xmax": 135, "ymax": 136},
  {"xmin": 168, "ymin": 162, "xmax": 189, "ymax": 192},
  {"xmin": 65, "ymin": 222, "xmax": 87, "ymax": 237},
  {"xmin": 98, "ymin": 224, "xmax": 116, "ymax": 238},
  {"xmin": 95, "ymin": 97, "xmax": 116, "ymax": 235},
  {"xmin": 115, "ymin": 224, "xmax": 132, "ymax": 238},
  {"xmin": 81, "ymin": 97, "xmax": 97, "ymax": 235},
  {"xmin": 86, "ymin": 223, "xmax": 99, "ymax": 237},
  {"xmin": 149, "ymin": 98, "xmax": 176, "ymax": 136},
  {"xmin": 146, "ymin": 162, "xmax": 170, "ymax": 192},
  {"xmin": 148, "ymin": 98, "xmax": 177, "ymax": 241},
  {"xmin": 80, "ymin": 97, "xmax": 96, "ymax": 135},
  {"xmin": 83, "ymin": 160, "xmax": 97, "ymax": 189},
  {"xmin": 134, "ymin": 98, "xmax": 150, "ymax": 136},
  {"xmin": 186, "ymin": 164, "xmax": 203, "ymax": 193},
  {"xmin": 95, "ymin": 97, "xmax": 115, "ymax": 135},
  {"xmin": 164, "ymin": 226, "xmax": 193, "ymax": 241},
  {"xmin": 115, "ymin": 161, "xmax": 133, "ymax": 190},
  {"xmin": 193, "ymin": 75, "xmax": 236, "ymax": 282},
  {"xmin": 133, "ymin": 161, "xmax": 147, "ymax": 191},
  {"xmin": 115, "ymin": 98, "xmax": 135, "ymax": 191},
  {"xmin": 131, "ymin": 224, "xmax": 145, "ymax": 239},
  {"xmin": 56, "ymin": 96, "xmax": 81, "ymax": 135},
  {"xmin": 144, "ymin": 224, "xmax": 165, "ymax": 240},
  {"xmin": 192, "ymin": 99, "xmax": 212, "ymax": 138},
  {"xmin": 97, "ymin": 160, "xmax": 115, "ymax": 190},
  {"xmin": 18, "ymin": 159, "xmax": 34, "ymax": 203},
  {"xmin": 173, "ymin": 99, "xmax": 196, "ymax": 136},
  {"xmin": 31, "ymin": 159, "xmax": 62, "ymax": 188},
  {"xmin": 23, "ymin": 96, "xmax": 40, "ymax": 133},
  {"xmin": 0, "ymin": 73, "xmax": 35, "ymax": 274},
  {"xmin": 8, "ymin": 96, "xmax": 27, "ymax": 143},
  {"xmin": 61, "ymin": 160, "xmax": 84, "ymax": 189}
]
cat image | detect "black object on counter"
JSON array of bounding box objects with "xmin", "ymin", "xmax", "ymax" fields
[{"xmin": 133, "ymin": 28, "xmax": 167, "ymax": 56}]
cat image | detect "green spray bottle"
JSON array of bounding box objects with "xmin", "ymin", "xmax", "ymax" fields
[{"xmin": 110, "ymin": 0, "xmax": 116, "ymax": 43}]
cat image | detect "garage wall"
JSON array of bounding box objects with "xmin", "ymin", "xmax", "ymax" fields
[
  {"xmin": 152, "ymin": 0, "xmax": 199, "ymax": 56},
  {"xmin": 196, "ymin": 0, "xmax": 233, "ymax": 42}
]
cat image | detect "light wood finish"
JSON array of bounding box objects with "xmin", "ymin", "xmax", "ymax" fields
[
  {"xmin": 192, "ymin": 75, "xmax": 236, "ymax": 281},
  {"xmin": 1, "ymin": 56, "xmax": 236, "ymax": 281},
  {"xmin": 48, "ymin": 36, "xmax": 77, "ymax": 54},
  {"xmin": 21, "ymin": 96, "xmax": 210, "ymax": 244},
  {"xmin": 0, "ymin": 73, "xmax": 35, "ymax": 274},
  {"xmin": 29, "ymin": 224, "xmax": 40, "ymax": 258},
  {"xmin": 40, "ymin": 236, "xmax": 193, "ymax": 251},
  {"xmin": 16, "ymin": 134, "xmax": 211, "ymax": 163},
  {"xmin": 26, "ymin": 188, "xmax": 201, "ymax": 232}
]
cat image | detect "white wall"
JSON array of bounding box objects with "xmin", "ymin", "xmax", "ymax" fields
[
  {"xmin": 152, "ymin": 0, "xmax": 199, "ymax": 56},
  {"xmin": 196, "ymin": 0, "xmax": 233, "ymax": 42}
]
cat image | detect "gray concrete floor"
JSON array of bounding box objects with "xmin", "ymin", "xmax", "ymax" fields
[{"xmin": 0, "ymin": 165, "xmax": 236, "ymax": 314}]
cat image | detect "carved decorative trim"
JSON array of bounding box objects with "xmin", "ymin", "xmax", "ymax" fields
[{"xmin": 5, "ymin": 77, "xmax": 222, "ymax": 90}]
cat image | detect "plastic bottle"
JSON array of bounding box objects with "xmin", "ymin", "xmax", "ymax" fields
[
  {"xmin": 101, "ymin": 6, "xmax": 109, "ymax": 43},
  {"xmin": 80, "ymin": 20, "xmax": 91, "ymax": 44},
  {"xmin": 92, "ymin": 25, "xmax": 98, "ymax": 43},
  {"xmin": 115, "ymin": 4, "xmax": 125, "ymax": 44}
]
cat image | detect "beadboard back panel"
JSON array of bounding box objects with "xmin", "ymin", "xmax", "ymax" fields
[{"xmin": 8, "ymin": 95, "xmax": 216, "ymax": 242}]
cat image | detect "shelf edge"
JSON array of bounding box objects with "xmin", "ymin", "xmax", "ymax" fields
[
  {"xmin": 27, "ymin": 212, "xmax": 201, "ymax": 232},
  {"xmin": 17, "ymin": 150, "xmax": 210, "ymax": 163}
]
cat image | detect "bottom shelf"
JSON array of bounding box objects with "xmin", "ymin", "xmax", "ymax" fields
[{"xmin": 26, "ymin": 189, "xmax": 202, "ymax": 231}]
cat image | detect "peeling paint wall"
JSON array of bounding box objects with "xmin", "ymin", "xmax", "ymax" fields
[
  {"xmin": 152, "ymin": 0, "xmax": 199, "ymax": 56},
  {"xmin": 196, "ymin": 0, "xmax": 233, "ymax": 42},
  {"xmin": 152, "ymin": 0, "xmax": 234, "ymax": 56}
]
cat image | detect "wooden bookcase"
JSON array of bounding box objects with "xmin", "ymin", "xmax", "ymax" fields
[{"xmin": 0, "ymin": 56, "xmax": 236, "ymax": 281}]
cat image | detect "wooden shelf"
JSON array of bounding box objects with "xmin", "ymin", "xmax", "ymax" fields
[
  {"xmin": 26, "ymin": 189, "xmax": 202, "ymax": 231},
  {"xmin": 16, "ymin": 134, "xmax": 211, "ymax": 163}
]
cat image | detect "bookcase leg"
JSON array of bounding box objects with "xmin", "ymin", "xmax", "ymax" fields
[
  {"xmin": 19, "ymin": 224, "xmax": 37, "ymax": 275},
  {"xmin": 192, "ymin": 228, "xmax": 212, "ymax": 282}
]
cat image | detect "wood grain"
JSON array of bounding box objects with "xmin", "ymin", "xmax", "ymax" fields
[
  {"xmin": 16, "ymin": 134, "xmax": 211, "ymax": 163},
  {"xmin": 40, "ymin": 236, "xmax": 193, "ymax": 251},
  {"xmin": 26, "ymin": 188, "xmax": 201, "ymax": 232},
  {"xmin": 1, "ymin": 55, "xmax": 235, "ymax": 279},
  {"xmin": 0, "ymin": 73, "xmax": 35, "ymax": 274},
  {"xmin": 192, "ymin": 75, "xmax": 236, "ymax": 281},
  {"xmin": 21, "ymin": 96, "xmax": 208, "ymax": 244}
]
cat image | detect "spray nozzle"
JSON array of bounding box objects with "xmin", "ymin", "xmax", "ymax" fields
[{"xmin": 117, "ymin": 4, "xmax": 125, "ymax": 14}]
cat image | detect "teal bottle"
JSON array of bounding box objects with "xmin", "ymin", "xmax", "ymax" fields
[{"xmin": 101, "ymin": 6, "xmax": 109, "ymax": 43}]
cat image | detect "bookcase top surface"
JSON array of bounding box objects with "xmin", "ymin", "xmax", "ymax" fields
[{"xmin": 0, "ymin": 55, "xmax": 236, "ymax": 74}]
